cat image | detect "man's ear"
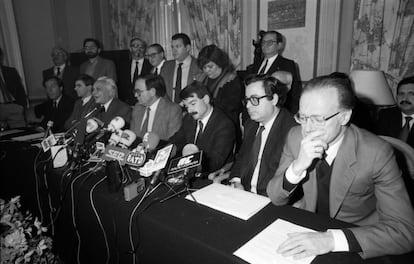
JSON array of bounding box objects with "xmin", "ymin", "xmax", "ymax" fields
[
  {"xmin": 340, "ymin": 110, "xmax": 353, "ymax": 125},
  {"xmin": 271, "ymin": 93, "xmax": 279, "ymax": 106},
  {"xmin": 202, "ymin": 94, "xmax": 210, "ymax": 105}
]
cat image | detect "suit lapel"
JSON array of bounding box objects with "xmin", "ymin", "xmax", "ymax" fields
[
  {"xmin": 267, "ymin": 55, "xmax": 283, "ymax": 74},
  {"xmin": 152, "ymin": 98, "xmax": 165, "ymax": 135}
]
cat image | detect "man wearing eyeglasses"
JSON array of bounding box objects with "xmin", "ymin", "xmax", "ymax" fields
[
  {"xmin": 118, "ymin": 37, "xmax": 152, "ymax": 105},
  {"xmin": 146, "ymin": 43, "xmax": 166, "ymax": 75},
  {"xmin": 267, "ymin": 76, "xmax": 414, "ymax": 259},
  {"xmin": 211, "ymin": 75, "xmax": 296, "ymax": 196},
  {"xmin": 247, "ymin": 30, "xmax": 301, "ymax": 113}
]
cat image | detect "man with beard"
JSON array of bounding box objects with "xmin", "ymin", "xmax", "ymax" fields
[
  {"xmin": 169, "ymin": 81, "xmax": 235, "ymax": 173},
  {"xmin": 376, "ymin": 76, "xmax": 414, "ymax": 148},
  {"xmin": 80, "ymin": 38, "xmax": 117, "ymax": 82},
  {"xmin": 118, "ymin": 37, "xmax": 152, "ymax": 105}
]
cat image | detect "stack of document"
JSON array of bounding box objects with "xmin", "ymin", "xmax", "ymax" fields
[{"xmin": 185, "ymin": 183, "xmax": 270, "ymax": 220}]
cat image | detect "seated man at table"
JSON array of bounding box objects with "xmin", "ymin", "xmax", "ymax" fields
[
  {"xmin": 170, "ymin": 81, "xmax": 235, "ymax": 173},
  {"xmin": 266, "ymin": 75, "xmax": 414, "ymax": 259},
  {"xmin": 130, "ymin": 74, "xmax": 182, "ymax": 140},
  {"xmin": 211, "ymin": 75, "xmax": 296, "ymax": 196}
]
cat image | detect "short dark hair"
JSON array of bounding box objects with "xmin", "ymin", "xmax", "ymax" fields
[
  {"xmin": 138, "ymin": 74, "xmax": 166, "ymax": 97},
  {"xmin": 179, "ymin": 81, "xmax": 211, "ymax": 101},
  {"xmin": 130, "ymin": 37, "xmax": 147, "ymax": 49},
  {"xmin": 83, "ymin": 38, "xmax": 101, "ymax": 49},
  {"xmin": 197, "ymin": 44, "xmax": 234, "ymax": 72},
  {"xmin": 245, "ymin": 75, "xmax": 288, "ymax": 107},
  {"xmin": 397, "ymin": 76, "xmax": 414, "ymax": 93},
  {"xmin": 148, "ymin": 43, "xmax": 165, "ymax": 54},
  {"xmin": 43, "ymin": 76, "xmax": 63, "ymax": 88},
  {"xmin": 264, "ymin": 30, "xmax": 283, "ymax": 43},
  {"xmin": 172, "ymin": 33, "xmax": 191, "ymax": 46},
  {"xmin": 76, "ymin": 74, "xmax": 95, "ymax": 87},
  {"xmin": 303, "ymin": 75, "xmax": 356, "ymax": 110}
]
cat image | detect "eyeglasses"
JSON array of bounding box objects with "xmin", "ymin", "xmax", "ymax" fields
[
  {"xmin": 261, "ymin": 40, "xmax": 278, "ymax": 46},
  {"xmin": 145, "ymin": 52, "xmax": 161, "ymax": 59},
  {"xmin": 294, "ymin": 112, "xmax": 341, "ymax": 126},
  {"xmin": 243, "ymin": 95, "xmax": 269, "ymax": 106}
]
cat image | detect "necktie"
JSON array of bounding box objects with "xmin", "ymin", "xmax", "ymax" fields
[
  {"xmin": 153, "ymin": 67, "xmax": 158, "ymax": 75},
  {"xmin": 246, "ymin": 126, "xmax": 265, "ymax": 181},
  {"xmin": 259, "ymin": 60, "xmax": 268, "ymax": 74},
  {"xmin": 141, "ymin": 107, "xmax": 150, "ymax": 134},
  {"xmin": 194, "ymin": 120, "xmax": 204, "ymax": 145},
  {"xmin": 174, "ymin": 63, "xmax": 183, "ymax": 103},
  {"xmin": 0, "ymin": 70, "xmax": 15, "ymax": 103},
  {"xmin": 133, "ymin": 61, "xmax": 139, "ymax": 85},
  {"xmin": 56, "ymin": 67, "xmax": 61, "ymax": 76},
  {"xmin": 53, "ymin": 101, "xmax": 58, "ymax": 109},
  {"xmin": 316, "ymin": 158, "xmax": 333, "ymax": 216},
  {"xmin": 399, "ymin": 116, "xmax": 413, "ymax": 142}
]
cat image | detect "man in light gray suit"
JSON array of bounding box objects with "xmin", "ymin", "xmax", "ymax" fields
[
  {"xmin": 160, "ymin": 33, "xmax": 202, "ymax": 103},
  {"xmin": 131, "ymin": 74, "xmax": 182, "ymax": 140}
]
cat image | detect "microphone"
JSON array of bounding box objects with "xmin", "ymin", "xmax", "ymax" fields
[
  {"xmin": 108, "ymin": 130, "xmax": 123, "ymax": 146},
  {"xmin": 182, "ymin": 143, "xmax": 199, "ymax": 156},
  {"xmin": 86, "ymin": 118, "xmax": 104, "ymax": 133},
  {"xmin": 142, "ymin": 132, "xmax": 160, "ymax": 152},
  {"xmin": 118, "ymin": 130, "xmax": 137, "ymax": 149},
  {"xmin": 43, "ymin": 121, "xmax": 54, "ymax": 139},
  {"xmin": 107, "ymin": 116, "xmax": 125, "ymax": 132},
  {"xmin": 84, "ymin": 106, "xmax": 100, "ymax": 119}
]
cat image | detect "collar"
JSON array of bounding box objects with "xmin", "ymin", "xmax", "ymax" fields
[
  {"xmin": 264, "ymin": 53, "xmax": 278, "ymax": 64},
  {"xmin": 132, "ymin": 58, "xmax": 144, "ymax": 64},
  {"xmin": 82, "ymin": 95, "xmax": 92, "ymax": 105},
  {"xmin": 54, "ymin": 95, "xmax": 62, "ymax": 105},
  {"xmin": 325, "ymin": 134, "xmax": 345, "ymax": 165},
  {"xmin": 55, "ymin": 64, "xmax": 66, "ymax": 70},
  {"xmin": 103, "ymin": 98, "xmax": 114, "ymax": 112},
  {"xmin": 148, "ymin": 97, "xmax": 161, "ymax": 112},
  {"xmin": 177, "ymin": 55, "xmax": 191, "ymax": 67},
  {"xmin": 157, "ymin": 59, "xmax": 166, "ymax": 70},
  {"xmin": 401, "ymin": 112, "xmax": 414, "ymax": 122},
  {"xmin": 260, "ymin": 107, "xmax": 280, "ymax": 131},
  {"xmin": 199, "ymin": 106, "xmax": 214, "ymax": 128}
]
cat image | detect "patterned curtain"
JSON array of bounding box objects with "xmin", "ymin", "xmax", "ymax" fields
[
  {"xmin": 351, "ymin": 0, "xmax": 414, "ymax": 92},
  {"xmin": 108, "ymin": 0, "xmax": 156, "ymax": 49},
  {"xmin": 181, "ymin": 0, "xmax": 242, "ymax": 68}
]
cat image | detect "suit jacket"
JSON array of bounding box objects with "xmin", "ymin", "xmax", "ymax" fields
[
  {"xmin": 170, "ymin": 108, "xmax": 236, "ymax": 173},
  {"xmin": 64, "ymin": 97, "xmax": 96, "ymax": 130},
  {"xmin": 248, "ymin": 55, "xmax": 301, "ymax": 113},
  {"xmin": 267, "ymin": 125, "xmax": 414, "ymax": 258},
  {"xmin": 160, "ymin": 56, "xmax": 202, "ymax": 100},
  {"xmin": 1, "ymin": 65, "xmax": 27, "ymax": 108},
  {"xmin": 376, "ymin": 106, "xmax": 414, "ymax": 147},
  {"xmin": 117, "ymin": 58, "xmax": 152, "ymax": 105},
  {"xmin": 230, "ymin": 108, "xmax": 296, "ymax": 196},
  {"xmin": 130, "ymin": 97, "xmax": 182, "ymax": 140},
  {"xmin": 95, "ymin": 98, "xmax": 132, "ymax": 128},
  {"xmin": 34, "ymin": 95, "xmax": 75, "ymax": 133},
  {"xmin": 80, "ymin": 56, "xmax": 117, "ymax": 82},
  {"xmin": 42, "ymin": 65, "xmax": 79, "ymax": 99}
]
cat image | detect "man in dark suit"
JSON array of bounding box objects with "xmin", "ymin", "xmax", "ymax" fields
[
  {"xmin": 34, "ymin": 76, "xmax": 75, "ymax": 132},
  {"xmin": 131, "ymin": 74, "xmax": 181, "ymax": 140},
  {"xmin": 80, "ymin": 38, "xmax": 117, "ymax": 82},
  {"xmin": 214, "ymin": 75, "xmax": 296, "ymax": 196},
  {"xmin": 160, "ymin": 33, "xmax": 202, "ymax": 103},
  {"xmin": 377, "ymin": 76, "xmax": 414, "ymax": 147},
  {"xmin": 0, "ymin": 47, "xmax": 27, "ymax": 128},
  {"xmin": 146, "ymin": 43, "xmax": 166, "ymax": 75},
  {"xmin": 267, "ymin": 76, "xmax": 414, "ymax": 259},
  {"xmin": 92, "ymin": 76, "xmax": 131, "ymax": 127},
  {"xmin": 42, "ymin": 46, "xmax": 79, "ymax": 99},
  {"xmin": 247, "ymin": 30, "xmax": 301, "ymax": 113},
  {"xmin": 170, "ymin": 81, "xmax": 235, "ymax": 173},
  {"xmin": 118, "ymin": 37, "xmax": 152, "ymax": 105}
]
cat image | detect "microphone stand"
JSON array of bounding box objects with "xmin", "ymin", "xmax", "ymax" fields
[{"xmin": 160, "ymin": 168, "xmax": 198, "ymax": 203}]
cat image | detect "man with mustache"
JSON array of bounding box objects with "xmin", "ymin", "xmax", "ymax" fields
[
  {"xmin": 170, "ymin": 81, "xmax": 235, "ymax": 173},
  {"xmin": 80, "ymin": 38, "xmax": 117, "ymax": 82},
  {"xmin": 376, "ymin": 76, "xmax": 414, "ymax": 148}
]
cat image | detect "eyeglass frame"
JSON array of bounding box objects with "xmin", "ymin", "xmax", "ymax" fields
[
  {"xmin": 261, "ymin": 40, "xmax": 278, "ymax": 46},
  {"xmin": 243, "ymin": 95, "xmax": 270, "ymax": 106},
  {"xmin": 145, "ymin": 52, "xmax": 162, "ymax": 59},
  {"xmin": 294, "ymin": 111, "xmax": 341, "ymax": 126}
]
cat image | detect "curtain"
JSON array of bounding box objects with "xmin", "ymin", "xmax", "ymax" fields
[
  {"xmin": 351, "ymin": 0, "xmax": 414, "ymax": 92},
  {"xmin": 181, "ymin": 0, "xmax": 242, "ymax": 68}
]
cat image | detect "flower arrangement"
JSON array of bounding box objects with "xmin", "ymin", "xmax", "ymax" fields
[{"xmin": 1, "ymin": 196, "xmax": 58, "ymax": 264}]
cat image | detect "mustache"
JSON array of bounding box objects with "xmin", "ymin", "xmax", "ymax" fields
[
  {"xmin": 189, "ymin": 111, "xmax": 198, "ymax": 116},
  {"xmin": 400, "ymin": 100, "xmax": 412, "ymax": 105}
]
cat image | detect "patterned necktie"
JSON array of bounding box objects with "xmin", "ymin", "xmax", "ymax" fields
[
  {"xmin": 174, "ymin": 63, "xmax": 183, "ymax": 103},
  {"xmin": 259, "ymin": 60, "xmax": 268, "ymax": 74},
  {"xmin": 141, "ymin": 107, "xmax": 150, "ymax": 134},
  {"xmin": 133, "ymin": 61, "xmax": 139, "ymax": 85},
  {"xmin": 399, "ymin": 116, "xmax": 413, "ymax": 142},
  {"xmin": 194, "ymin": 120, "xmax": 204, "ymax": 145}
]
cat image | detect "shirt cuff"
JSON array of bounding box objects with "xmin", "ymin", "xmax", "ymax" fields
[
  {"xmin": 328, "ymin": 229, "xmax": 349, "ymax": 252},
  {"xmin": 229, "ymin": 177, "xmax": 241, "ymax": 184},
  {"xmin": 285, "ymin": 164, "xmax": 307, "ymax": 184}
]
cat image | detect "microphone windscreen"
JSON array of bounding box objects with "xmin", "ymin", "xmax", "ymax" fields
[
  {"xmin": 182, "ymin": 144, "xmax": 199, "ymax": 156},
  {"xmin": 108, "ymin": 130, "xmax": 123, "ymax": 145},
  {"xmin": 143, "ymin": 132, "xmax": 160, "ymax": 151},
  {"xmin": 86, "ymin": 119, "xmax": 99, "ymax": 133},
  {"xmin": 119, "ymin": 130, "xmax": 136, "ymax": 148},
  {"xmin": 108, "ymin": 116, "xmax": 125, "ymax": 132}
]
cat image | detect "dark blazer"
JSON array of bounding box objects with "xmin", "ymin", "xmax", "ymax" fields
[
  {"xmin": 42, "ymin": 65, "xmax": 79, "ymax": 99},
  {"xmin": 95, "ymin": 98, "xmax": 132, "ymax": 128},
  {"xmin": 80, "ymin": 56, "xmax": 117, "ymax": 82},
  {"xmin": 267, "ymin": 125, "xmax": 414, "ymax": 258},
  {"xmin": 1, "ymin": 65, "xmax": 27, "ymax": 108},
  {"xmin": 160, "ymin": 56, "xmax": 202, "ymax": 100},
  {"xmin": 170, "ymin": 108, "xmax": 236, "ymax": 173},
  {"xmin": 34, "ymin": 95, "xmax": 75, "ymax": 133},
  {"xmin": 64, "ymin": 97, "xmax": 96, "ymax": 130},
  {"xmin": 130, "ymin": 97, "xmax": 182, "ymax": 140},
  {"xmin": 117, "ymin": 58, "xmax": 152, "ymax": 105},
  {"xmin": 376, "ymin": 106, "xmax": 414, "ymax": 148},
  {"xmin": 248, "ymin": 55, "xmax": 301, "ymax": 113},
  {"xmin": 230, "ymin": 108, "xmax": 296, "ymax": 196}
]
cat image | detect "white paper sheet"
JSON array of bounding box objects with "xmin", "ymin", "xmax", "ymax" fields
[
  {"xmin": 185, "ymin": 183, "xmax": 270, "ymax": 220},
  {"xmin": 234, "ymin": 219, "xmax": 316, "ymax": 264}
]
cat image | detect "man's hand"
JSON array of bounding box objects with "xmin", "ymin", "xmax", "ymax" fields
[
  {"xmin": 292, "ymin": 130, "xmax": 328, "ymax": 175},
  {"xmin": 277, "ymin": 231, "xmax": 334, "ymax": 259}
]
